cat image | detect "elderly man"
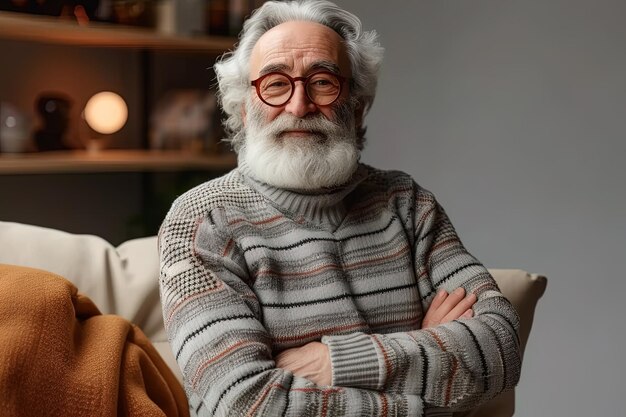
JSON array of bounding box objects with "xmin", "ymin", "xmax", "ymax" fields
[{"xmin": 158, "ymin": 1, "xmax": 521, "ymax": 416}]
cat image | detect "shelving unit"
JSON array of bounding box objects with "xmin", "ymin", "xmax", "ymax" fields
[
  {"xmin": 0, "ymin": 11, "xmax": 238, "ymax": 175},
  {"xmin": 0, "ymin": 10, "xmax": 241, "ymax": 242},
  {"xmin": 0, "ymin": 11, "xmax": 235, "ymax": 51},
  {"xmin": 0, "ymin": 150, "xmax": 237, "ymax": 174}
]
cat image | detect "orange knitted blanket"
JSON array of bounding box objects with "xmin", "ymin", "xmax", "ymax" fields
[{"xmin": 0, "ymin": 264, "xmax": 189, "ymax": 417}]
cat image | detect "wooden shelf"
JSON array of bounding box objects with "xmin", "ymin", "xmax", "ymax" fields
[
  {"xmin": 0, "ymin": 150, "xmax": 237, "ymax": 174},
  {"xmin": 0, "ymin": 11, "xmax": 236, "ymax": 52}
]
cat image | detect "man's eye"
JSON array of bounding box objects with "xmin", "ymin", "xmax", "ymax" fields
[
  {"xmin": 266, "ymin": 81, "xmax": 289, "ymax": 89},
  {"xmin": 263, "ymin": 77, "xmax": 290, "ymax": 88}
]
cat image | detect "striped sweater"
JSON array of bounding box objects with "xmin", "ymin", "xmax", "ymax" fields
[{"xmin": 158, "ymin": 163, "xmax": 521, "ymax": 417}]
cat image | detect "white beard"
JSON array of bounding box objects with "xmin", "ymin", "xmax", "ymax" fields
[{"xmin": 239, "ymin": 100, "xmax": 361, "ymax": 191}]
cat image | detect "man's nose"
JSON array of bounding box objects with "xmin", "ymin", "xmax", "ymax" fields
[{"xmin": 284, "ymin": 82, "xmax": 318, "ymax": 118}]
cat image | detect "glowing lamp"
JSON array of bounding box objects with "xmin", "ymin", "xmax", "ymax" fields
[
  {"xmin": 83, "ymin": 91, "xmax": 127, "ymax": 151},
  {"xmin": 84, "ymin": 91, "xmax": 127, "ymax": 134}
]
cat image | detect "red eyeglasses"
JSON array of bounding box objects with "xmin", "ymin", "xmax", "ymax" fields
[{"xmin": 250, "ymin": 71, "xmax": 347, "ymax": 107}]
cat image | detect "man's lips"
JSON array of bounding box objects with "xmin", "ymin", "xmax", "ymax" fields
[{"xmin": 279, "ymin": 129, "xmax": 325, "ymax": 138}]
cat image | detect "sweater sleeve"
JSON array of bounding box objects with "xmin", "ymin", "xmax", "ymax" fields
[
  {"xmin": 321, "ymin": 188, "xmax": 521, "ymax": 411},
  {"xmin": 158, "ymin": 200, "xmax": 424, "ymax": 417}
]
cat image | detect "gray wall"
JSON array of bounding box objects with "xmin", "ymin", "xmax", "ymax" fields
[{"xmin": 335, "ymin": 0, "xmax": 625, "ymax": 415}]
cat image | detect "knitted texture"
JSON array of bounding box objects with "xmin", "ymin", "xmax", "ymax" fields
[{"xmin": 158, "ymin": 164, "xmax": 521, "ymax": 417}]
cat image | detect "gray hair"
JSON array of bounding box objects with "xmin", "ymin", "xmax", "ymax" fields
[{"xmin": 214, "ymin": 0, "xmax": 384, "ymax": 151}]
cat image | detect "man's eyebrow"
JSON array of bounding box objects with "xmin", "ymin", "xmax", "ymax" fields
[
  {"xmin": 258, "ymin": 63, "xmax": 291, "ymax": 76},
  {"xmin": 257, "ymin": 61, "xmax": 342, "ymax": 77},
  {"xmin": 308, "ymin": 61, "xmax": 341, "ymax": 75}
]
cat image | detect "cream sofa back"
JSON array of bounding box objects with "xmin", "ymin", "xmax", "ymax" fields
[
  {"xmin": 0, "ymin": 221, "xmax": 546, "ymax": 416},
  {"xmin": 0, "ymin": 221, "xmax": 166, "ymax": 341}
]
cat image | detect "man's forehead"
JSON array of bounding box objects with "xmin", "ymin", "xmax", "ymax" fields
[{"xmin": 249, "ymin": 21, "xmax": 350, "ymax": 77}]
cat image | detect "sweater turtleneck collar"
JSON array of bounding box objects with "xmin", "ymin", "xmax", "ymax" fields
[{"xmin": 239, "ymin": 161, "xmax": 369, "ymax": 228}]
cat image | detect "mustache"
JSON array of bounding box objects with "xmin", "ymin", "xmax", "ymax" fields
[
  {"xmin": 248, "ymin": 100, "xmax": 355, "ymax": 140},
  {"xmin": 271, "ymin": 117, "xmax": 334, "ymax": 139}
]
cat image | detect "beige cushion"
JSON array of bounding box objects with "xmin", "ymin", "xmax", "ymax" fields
[
  {"xmin": 0, "ymin": 221, "xmax": 546, "ymax": 414},
  {"xmin": 0, "ymin": 221, "xmax": 165, "ymax": 341}
]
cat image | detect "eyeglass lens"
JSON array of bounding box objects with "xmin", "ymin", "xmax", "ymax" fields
[{"xmin": 258, "ymin": 73, "xmax": 341, "ymax": 106}]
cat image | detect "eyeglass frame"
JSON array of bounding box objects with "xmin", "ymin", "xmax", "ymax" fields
[{"xmin": 250, "ymin": 71, "xmax": 348, "ymax": 107}]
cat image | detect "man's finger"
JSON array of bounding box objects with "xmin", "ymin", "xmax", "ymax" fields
[
  {"xmin": 443, "ymin": 293, "xmax": 477, "ymax": 322},
  {"xmin": 433, "ymin": 287, "xmax": 466, "ymax": 319},
  {"xmin": 428, "ymin": 289, "xmax": 448, "ymax": 312},
  {"xmin": 462, "ymin": 308, "xmax": 474, "ymax": 318}
]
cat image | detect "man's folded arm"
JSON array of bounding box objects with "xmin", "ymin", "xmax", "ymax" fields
[
  {"xmin": 158, "ymin": 207, "xmax": 424, "ymax": 417},
  {"xmin": 321, "ymin": 190, "xmax": 522, "ymax": 411}
]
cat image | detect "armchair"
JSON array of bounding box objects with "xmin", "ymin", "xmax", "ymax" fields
[{"xmin": 0, "ymin": 221, "xmax": 547, "ymax": 416}]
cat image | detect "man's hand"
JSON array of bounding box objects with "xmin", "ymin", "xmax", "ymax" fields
[
  {"xmin": 276, "ymin": 288, "xmax": 476, "ymax": 385},
  {"xmin": 275, "ymin": 341, "xmax": 332, "ymax": 386},
  {"xmin": 422, "ymin": 287, "xmax": 477, "ymax": 328}
]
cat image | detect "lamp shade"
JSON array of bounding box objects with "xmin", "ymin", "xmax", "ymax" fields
[{"xmin": 84, "ymin": 91, "xmax": 128, "ymax": 134}]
